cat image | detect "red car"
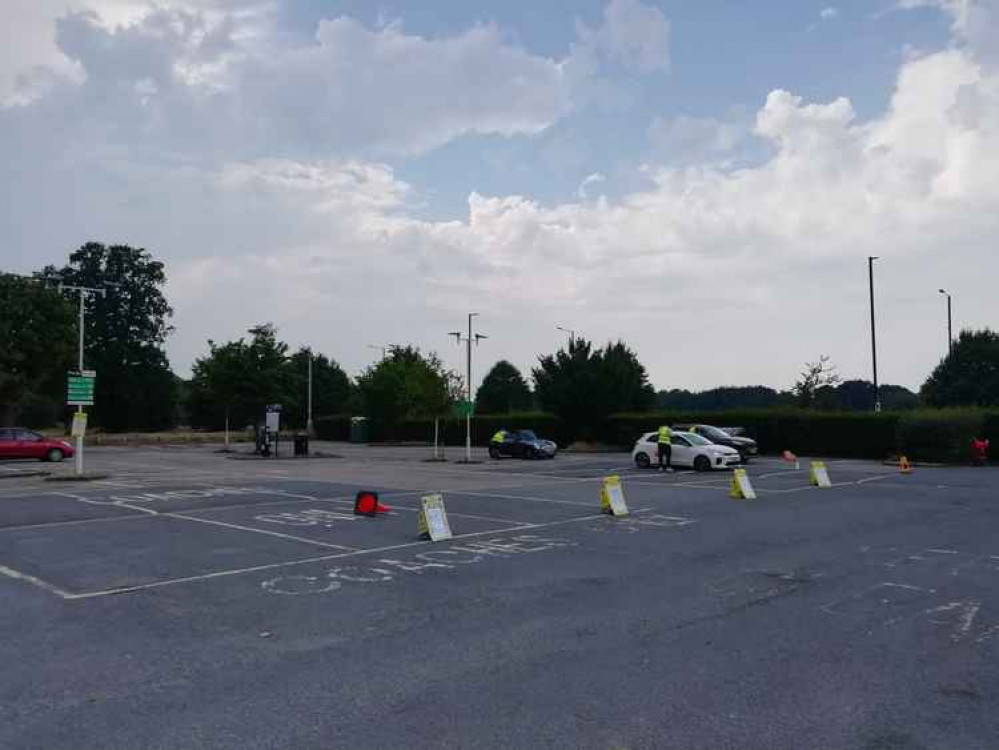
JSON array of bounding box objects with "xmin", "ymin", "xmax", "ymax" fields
[{"xmin": 0, "ymin": 428, "xmax": 75, "ymax": 462}]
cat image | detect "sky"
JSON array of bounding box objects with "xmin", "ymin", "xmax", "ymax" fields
[{"xmin": 1, "ymin": 0, "xmax": 996, "ymax": 393}]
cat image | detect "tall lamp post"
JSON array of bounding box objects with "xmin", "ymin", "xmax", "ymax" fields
[
  {"xmin": 56, "ymin": 282, "xmax": 110, "ymax": 475},
  {"xmin": 868, "ymin": 256, "xmax": 881, "ymax": 413},
  {"xmin": 450, "ymin": 313, "xmax": 487, "ymax": 462},
  {"xmin": 938, "ymin": 289, "xmax": 953, "ymax": 355},
  {"xmin": 556, "ymin": 325, "xmax": 576, "ymax": 344}
]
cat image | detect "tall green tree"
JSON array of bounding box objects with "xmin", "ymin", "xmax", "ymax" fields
[
  {"xmin": 356, "ymin": 346, "xmax": 456, "ymax": 436},
  {"xmin": 283, "ymin": 348, "xmax": 354, "ymax": 429},
  {"xmin": 533, "ymin": 338, "xmax": 654, "ymax": 440},
  {"xmin": 0, "ymin": 275, "xmax": 76, "ymax": 426},
  {"xmin": 187, "ymin": 324, "xmax": 293, "ymax": 430},
  {"xmin": 45, "ymin": 243, "xmax": 176, "ymax": 430},
  {"xmin": 921, "ymin": 329, "xmax": 999, "ymax": 407},
  {"xmin": 475, "ymin": 360, "xmax": 533, "ymax": 414}
]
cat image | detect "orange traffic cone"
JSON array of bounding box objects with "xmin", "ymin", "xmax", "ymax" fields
[
  {"xmin": 899, "ymin": 456, "xmax": 912, "ymax": 474},
  {"xmin": 782, "ymin": 450, "xmax": 800, "ymax": 470},
  {"xmin": 354, "ymin": 490, "xmax": 389, "ymax": 517}
]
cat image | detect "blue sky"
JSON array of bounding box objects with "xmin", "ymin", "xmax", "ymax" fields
[
  {"xmin": 0, "ymin": 0, "xmax": 995, "ymax": 392},
  {"xmin": 272, "ymin": 0, "xmax": 953, "ymax": 215}
]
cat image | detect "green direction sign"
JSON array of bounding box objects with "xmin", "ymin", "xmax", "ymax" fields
[
  {"xmin": 452, "ymin": 400, "xmax": 474, "ymax": 418},
  {"xmin": 67, "ymin": 372, "xmax": 96, "ymax": 406}
]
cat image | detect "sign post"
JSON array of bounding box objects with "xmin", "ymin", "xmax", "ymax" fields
[{"xmin": 66, "ymin": 370, "xmax": 96, "ymax": 476}]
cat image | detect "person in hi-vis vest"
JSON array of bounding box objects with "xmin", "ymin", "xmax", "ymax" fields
[{"xmin": 657, "ymin": 425, "xmax": 673, "ymax": 472}]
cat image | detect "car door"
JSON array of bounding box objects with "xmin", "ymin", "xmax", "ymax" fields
[
  {"xmin": 499, "ymin": 432, "xmax": 519, "ymax": 457},
  {"xmin": 0, "ymin": 429, "xmax": 18, "ymax": 458},
  {"xmin": 670, "ymin": 435, "xmax": 694, "ymax": 467},
  {"xmin": 15, "ymin": 430, "xmax": 46, "ymax": 459}
]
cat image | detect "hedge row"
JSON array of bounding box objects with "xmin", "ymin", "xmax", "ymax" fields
[
  {"xmin": 317, "ymin": 408, "xmax": 996, "ymax": 463},
  {"xmin": 607, "ymin": 409, "xmax": 995, "ymax": 462},
  {"xmin": 314, "ymin": 412, "xmax": 570, "ymax": 446}
]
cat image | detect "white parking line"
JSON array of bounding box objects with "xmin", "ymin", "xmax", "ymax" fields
[
  {"xmin": 165, "ymin": 512, "xmax": 358, "ymax": 551},
  {"xmin": 0, "ymin": 565, "xmax": 74, "ymax": 599},
  {"xmin": 63, "ymin": 510, "xmax": 654, "ymax": 600}
]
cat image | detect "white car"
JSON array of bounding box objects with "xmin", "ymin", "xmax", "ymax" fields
[{"xmin": 631, "ymin": 431, "xmax": 742, "ymax": 472}]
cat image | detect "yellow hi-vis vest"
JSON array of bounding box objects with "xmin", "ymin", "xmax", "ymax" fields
[
  {"xmin": 658, "ymin": 426, "xmax": 672, "ymax": 444},
  {"xmin": 492, "ymin": 430, "xmax": 506, "ymax": 443}
]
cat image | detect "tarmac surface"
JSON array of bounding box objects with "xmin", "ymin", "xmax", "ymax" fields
[{"xmin": 1, "ymin": 443, "xmax": 997, "ymax": 749}]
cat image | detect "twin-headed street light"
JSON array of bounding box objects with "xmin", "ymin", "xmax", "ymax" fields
[{"xmin": 450, "ymin": 313, "xmax": 487, "ymax": 462}]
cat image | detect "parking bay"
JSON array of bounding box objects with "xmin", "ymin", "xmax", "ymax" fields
[{"xmin": 1, "ymin": 454, "xmax": 998, "ymax": 749}]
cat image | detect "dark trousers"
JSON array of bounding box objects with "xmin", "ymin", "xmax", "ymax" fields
[{"xmin": 658, "ymin": 443, "xmax": 671, "ymax": 468}]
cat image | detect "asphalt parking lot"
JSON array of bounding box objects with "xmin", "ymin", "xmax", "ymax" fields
[{"xmin": 1, "ymin": 445, "xmax": 998, "ymax": 749}]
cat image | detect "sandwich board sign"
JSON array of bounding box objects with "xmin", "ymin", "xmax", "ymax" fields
[
  {"xmin": 729, "ymin": 468, "xmax": 757, "ymax": 500},
  {"xmin": 600, "ymin": 475, "xmax": 629, "ymax": 517},
  {"xmin": 810, "ymin": 461, "xmax": 832, "ymax": 488},
  {"xmin": 418, "ymin": 494, "xmax": 453, "ymax": 542}
]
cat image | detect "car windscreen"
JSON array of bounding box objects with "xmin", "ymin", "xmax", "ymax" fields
[
  {"xmin": 683, "ymin": 432, "xmax": 713, "ymax": 446},
  {"xmin": 518, "ymin": 430, "xmax": 537, "ymax": 440},
  {"xmin": 698, "ymin": 426, "xmax": 730, "ymax": 441}
]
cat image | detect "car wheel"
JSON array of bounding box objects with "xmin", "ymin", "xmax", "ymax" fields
[
  {"xmin": 46, "ymin": 448, "xmax": 65, "ymax": 463},
  {"xmin": 694, "ymin": 455, "xmax": 711, "ymax": 472},
  {"xmin": 635, "ymin": 452, "xmax": 651, "ymax": 469}
]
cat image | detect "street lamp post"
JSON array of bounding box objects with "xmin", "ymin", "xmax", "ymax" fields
[
  {"xmin": 450, "ymin": 313, "xmax": 487, "ymax": 462},
  {"xmin": 556, "ymin": 325, "xmax": 576, "ymax": 344},
  {"xmin": 868, "ymin": 257, "xmax": 881, "ymax": 413},
  {"xmin": 306, "ymin": 349, "xmax": 314, "ymax": 437},
  {"xmin": 938, "ymin": 289, "xmax": 953, "ymax": 355},
  {"xmin": 57, "ymin": 282, "xmax": 108, "ymax": 476}
]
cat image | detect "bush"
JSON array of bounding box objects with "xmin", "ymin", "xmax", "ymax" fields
[
  {"xmin": 896, "ymin": 409, "xmax": 988, "ymax": 463},
  {"xmin": 603, "ymin": 410, "xmax": 901, "ymax": 459},
  {"xmin": 313, "ymin": 415, "xmax": 352, "ymax": 441},
  {"xmin": 367, "ymin": 412, "xmax": 569, "ymax": 447}
]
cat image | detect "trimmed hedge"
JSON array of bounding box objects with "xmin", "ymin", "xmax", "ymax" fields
[
  {"xmin": 896, "ymin": 409, "xmax": 989, "ymax": 463},
  {"xmin": 377, "ymin": 412, "xmax": 568, "ymax": 447},
  {"xmin": 313, "ymin": 415, "xmax": 352, "ymax": 441},
  {"xmin": 602, "ymin": 410, "xmax": 900, "ymax": 459},
  {"xmin": 330, "ymin": 406, "xmax": 996, "ymax": 463}
]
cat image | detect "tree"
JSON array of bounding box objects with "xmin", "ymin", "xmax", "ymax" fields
[
  {"xmin": 475, "ymin": 360, "xmax": 533, "ymax": 413},
  {"xmin": 657, "ymin": 386, "xmax": 782, "ymax": 411},
  {"xmin": 921, "ymin": 329, "xmax": 999, "ymax": 407},
  {"xmin": 533, "ymin": 338, "xmax": 654, "ymax": 440},
  {"xmin": 0, "ymin": 275, "xmax": 76, "ymax": 426},
  {"xmin": 283, "ymin": 348, "xmax": 354, "ymax": 429},
  {"xmin": 793, "ymin": 355, "xmax": 841, "ymax": 408},
  {"xmin": 187, "ymin": 324, "xmax": 293, "ymax": 430},
  {"xmin": 45, "ymin": 243, "xmax": 177, "ymax": 430},
  {"xmin": 356, "ymin": 346, "xmax": 456, "ymax": 436}
]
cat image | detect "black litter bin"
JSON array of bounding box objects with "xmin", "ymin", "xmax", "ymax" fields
[{"xmin": 294, "ymin": 433, "xmax": 309, "ymax": 456}]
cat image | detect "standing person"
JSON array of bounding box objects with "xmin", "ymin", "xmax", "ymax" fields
[
  {"xmin": 657, "ymin": 425, "xmax": 673, "ymax": 472},
  {"xmin": 490, "ymin": 428, "xmax": 507, "ymax": 459}
]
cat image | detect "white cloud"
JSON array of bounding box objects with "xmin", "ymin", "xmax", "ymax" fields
[
  {"xmin": 897, "ymin": 0, "xmax": 998, "ymax": 64},
  {"xmin": 820, "ymin": 7, "xmax": 840, "ymax": 21},
  {"xmin": 648, "ymin": 112, "xmax": 750, "ymax": 164},
  {"xmin": 577, "ymin": 173, "xmax": 607, "ymax": 199},
  {"xmin": 2, "ymin": 1, "xmax": 998, "ymax": 391},
  {"xmin": 572, "ymin": 0, "xmax": 671, "ymax": 75}
]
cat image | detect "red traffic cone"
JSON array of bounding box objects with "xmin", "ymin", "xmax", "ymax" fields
[{"xmin": 354, "ymin": 491, "xmax": 379, "ymax": 517}]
